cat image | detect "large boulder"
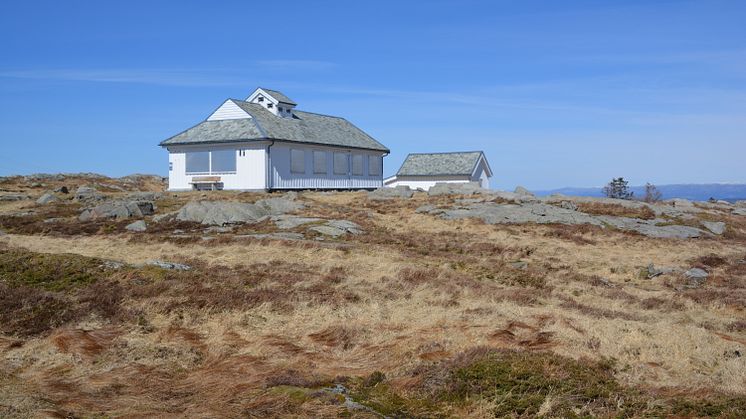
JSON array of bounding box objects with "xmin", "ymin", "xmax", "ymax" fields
[
  {"xmin": 310, "ymin": 220, "xmax": 363, "ymax": 237},
  {"xmin": 368, "ymin": 186, "xmax": 414, "ymax": 200},
  {"xmin": 176, "ymin": 201, "xmax": 269, "ymax": 225},
  {"xmin": 126, "ymin": 191, "xmax": 164, "ymax": 201},
  {"xmin": 36, "ymin": 192, "xmax": 59, "ymax": 205},
  {"xmin": 125, "ymin": 220, "xmax": 147, "ymax": 232},
  {"xmin": 272, "ymin": 215, "xmax": 322, "ymax": 229},
  {"xmin": 684, "ymin": 268, "xmax": 708, "ymax": 288},
  {"xmin": 428, "ymin": 182, "xmax": 486, "ymax": 196},
  {"xmin": 514, "ymin": 186, "xmax": 535, "ymax": 197},
  {"xmin": 733, "ymin": 208, "xmax": 746, "ymax": 216},
  {"xmin": 79, "ymin": 200, "xmax": 155, "ymax": 221}
]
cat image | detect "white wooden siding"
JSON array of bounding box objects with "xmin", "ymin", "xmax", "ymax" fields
[
  {"xmin": 206, "ymin": 100, "xmax": 251, "ymax": 121},
  {"xmin": 269, "ymin": 143, "xmax": 384, "ymax": 189},
  {"xmin": 384, "ymin": 175, "xmax": 472, "ymax": 191},
  {"xmin": 166, "ymin": 142, "xmax": 267, "ymax": 190}
]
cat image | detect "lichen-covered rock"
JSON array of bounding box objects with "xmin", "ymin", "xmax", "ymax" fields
[
  {"xmin": 684, "ymin": 268, "xmax": 708, "ymax": 288},
  {"xmin": 79, "ymin": 201, "xmax": 155, "ymax": 221},
  {"xmin": 428, "ymin": 182, "xmax": 486, "ymax": 196},
  {"xmin": 0, "ymin": 193, "xmax": 31, "ymax": 201},
  {"xmin": 272, "ymin": 215, "xmax": 322, "ymax": 229},
  {"xmin": 255, "ymin": 196, "xmax": 304, "ymax": 215},
  {"xmin": 36, "ymin": 192, "xmax": 59, "ymax": 205}
]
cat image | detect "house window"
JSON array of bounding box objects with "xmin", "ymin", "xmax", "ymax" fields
[
  {"xmin": 279, "ymin": 107, "xmax": 284, "ymax": 112},
  {"xmin": 369, "ymin": 155, "xmax": 382, "ymax": 176},
  {"xmin": 267, "ymin": 103, "xmax": 273, "ymax": 109},
  {"xmin": 351, "ymin": 154, "xmax": 363, "ymax": 176},
  {"xmin": 211, "ymin": 149, "xmax": 237, "ymax": 173},
  {"xmin": 333, "ymin": 152, "xmax": 348, "ymax": 175},
  {"xmin": 169, "ymin": 162, "xmax": 173, "ymax": 171},
  {"xmin": 185, "ymin": 151, "xmax": 210, "ymax": 173},
  {"xmin": 313, "ymin": 151, "xmax": 327, "ymax": 174},
  {"xmin": 185, "ymin": 150, "xmax": 236, "ymax": 174},
  {"xmin": 258, "ymin": 96, "xmax": 264, "ymax": 102},
  {"xmin": 290, "ymin": 149, "xmax": 305, "ymax": 173}
]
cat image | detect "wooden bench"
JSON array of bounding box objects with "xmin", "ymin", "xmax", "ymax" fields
[{"xmin": 190, "ymin": 176, "xmax": 222, "ymax": 190}]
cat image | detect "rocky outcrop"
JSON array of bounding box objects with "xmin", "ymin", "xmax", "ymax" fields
[
  {"xmin": 368, "ymin": 186, "xmax": 414, "ymax": 200},
  {"xmin": 419, "ymin": 200, "xmax": 707, "ymax": 239},
  {"xmin": 79, "ymin": 201, "xmax": 155, "ymax": 221},
  {"xmin": 310, "ymin": 220, "xmax": 363, "ymax": 237},
  {"xmin": 0, "ymin": 194, "xmax": 31, "ymax": 201},
  {"xmin": 684, "ymin": 268, "xmax": 708, "ymax": 288},
  {"xmin": 176, "ymin": 201, "xmax": 269, "ymax": 226}
]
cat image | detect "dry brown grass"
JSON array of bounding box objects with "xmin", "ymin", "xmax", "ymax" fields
[
  {"xmin": 576, "ymin": 201, "xmax": 657, "ymax": 219},
  {"xmin": 1, "ymin": 190, "xmax": 745, "ymax": 417}
]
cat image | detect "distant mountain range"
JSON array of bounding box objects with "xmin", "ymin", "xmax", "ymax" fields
[{"xmin": 533, "ymin": 184, "xmax": 746, "ymax": 202}]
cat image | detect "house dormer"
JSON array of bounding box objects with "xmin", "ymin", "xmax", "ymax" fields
[{"xmin": 246, "ymin": 87, "xmax": 297, "ymax": 118}]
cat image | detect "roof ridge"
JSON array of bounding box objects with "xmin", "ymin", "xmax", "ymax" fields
[{"xmin": 406, "ymin": 151, "xmax": 483, "ymax": 156}]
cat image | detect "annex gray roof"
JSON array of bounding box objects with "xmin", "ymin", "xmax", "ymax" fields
[
  {"xmin": 260, "ymin": 88, "xmax": 296, "ymax": 105},
  {"xmin": 396, "ymin": 151, "xmax": 489, "ymax": 176},
  {"xmin": 160, "ymin": 99, "xmax": 389, "ymax": 152}
]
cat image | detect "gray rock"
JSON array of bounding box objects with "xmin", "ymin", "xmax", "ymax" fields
[
  {"xmin": 310, "ymin": 225, "xmax": 348, "ymax": 238},
  {"xmin": 176, "ymin": 201, "xmax": 269, "ymax": 226},
  {"xmin": 101, "ymin": 260, "xmax": 125, "ymax": 269},
  {"xmin": 558, "ymin": 201, "xmax": 578, "ymax": 211},
  {"xmin": 255, "ymin": 196, "xmax": 304, "ymax": 215},
  {"xmin": 732, "ymin": 208, "xmax": 746, "ymax": 216},
  {"xmin": 36, "ymin": 192, "xmax": 59, "ymax": 205},
  {"xmin": 272, "ymin": 215, "xmax": 322, "ymax": 229},
  {"xmin": 441, "ymin": 202, "xmax": 604, "ymax": 226},
  {"xmin": 368, "ymin": 185, "xmax": 414, "ymax": 200},
  {"xmin": 152, "ymin": 212, "xmax": 177, "ymax": 223},
  {"xmin": 325, "ymin": 219, "xmax": 363, "ymax": 235},
  {"xmin": 647, "ymin": 263, "xmax": 678, "ymax": 279},
  {"xmin": 237, "ymin": 232, "xmax": 305, "ymax": 241},
  {"xmin": 701, "ymin": 221, "xmax": 726, "ymax": 235},
  {"xmin": 126, "ymin": 191, "xmax": 164, "ymax": 201},
  {"xmin": 204, "ymin": 226, "xmax": 234, "ymax": 234},
  {"xmin": 80, "ymin": 200, "xmax": 155, "ymax": 221},
  {"xmin": 670, "ymin": 198, "xmax": 694, "ymax": 208},
  {"xmin": 55, "ymin": 186, "xmax": 69, "ymax": 194},
  {"xmin": 415, "ymin": 204, "xmax": 437, "ymax": 214},
  {"xmin": 74, "ymin": 186, "xmax": 104, "ymax": 201},
  {"xmin": 146, "ymin": 260, "xmax": 191, "ymax": 270},
  {"xmin": 0, "ymin": 194, "xmax": 31, "ymax": 201},
  {"xmin": 514, "ymin": 186, "xmax": 535, "ymax": 197},
  {"xmin": 684, "ymin": 268, "xmax": 708, "ymax": 288},
  {"xmin": 428, "ymin": 182, "xmax": 485, "ymax": 196},
  {"xmin": 596, "ymin": 216, "xmax": 704, "ymax": 239},
  {"xmin": 736, "ymin": 200, "xmax": 746, "ymax": 208},
  {"xmin": 0, "ymin": 229, "xmax": 6, "ymax": 236},
  {"xmin": 125, "ymin": 220, "xmax": 147, "ymax": 232},
  {"xmin": 510, "ymin": 261, "xmax": 528, "ymax": 270}
]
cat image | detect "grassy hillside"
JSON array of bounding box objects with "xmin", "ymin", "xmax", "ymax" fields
[{"xmin": 1, "ymin": 177, "xmax": 745, "ymax": 417}]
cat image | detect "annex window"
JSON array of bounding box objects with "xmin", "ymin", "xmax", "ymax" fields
[
  {"xmin": 185, "ymin": 150, "xmax": 236, "ymax": 174},
  {"xmin": 290, "ymin": 149, "xmax": 305, "ymax": 173},
  {"xmin": 279, "ymin": 107, "xmax": 284, "ymax": 112},
  {"xmin": 351, "ymin": 154, "xmax": 363, "ymax": 176},
  {"xmin": 258, "ymin": 96, "xmax": 264, "ymax": 102},
  {"xmin": 368, "ymin": 155, "xmax": 382, "ymax": 176},
  {"xmin": 185, "ymin": 151, "xmax": 210, "ymax": 174},
  {"xmin": 267, "ymin": 103, "xmax": 274, "ymax": 109},
  {"xmin": 333, "ymin": 152, "xmax": 348, "ymax": 175},
  {"xmin": 313, "ymin": 151, "xmax": 327, "ymax": 174},
  {"xmin": 211, "ymin": 149, "xmax": 236, "ymax": 173}
]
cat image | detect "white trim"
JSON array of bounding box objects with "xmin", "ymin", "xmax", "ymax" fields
[{"xmin": 206, "ymin": 99, "xmax": 252, "ymax": 121}]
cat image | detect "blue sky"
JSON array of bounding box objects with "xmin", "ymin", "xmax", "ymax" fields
[{"xmin": 1, "ymin": 0, "xmax": 744, "ymax": 190}]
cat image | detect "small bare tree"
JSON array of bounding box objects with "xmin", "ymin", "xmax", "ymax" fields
[
  {"xmin": 602, "ymin": 177, "xmax": 634, "ymax": 200},
  {"xmin": 642, "ymin": 182, "xmax": 662, "ymax": 203}
]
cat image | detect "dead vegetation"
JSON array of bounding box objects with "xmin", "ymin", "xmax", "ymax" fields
[{"xmin": 1, "ymin": 187, "xmax": 745, "ymax": 417}]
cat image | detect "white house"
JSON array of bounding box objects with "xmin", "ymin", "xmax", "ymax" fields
[
  {"xmin": 160, "ymin": 87, "xmax": 389, "ymax": 191},
  {"xmin": 384, "ymin": 151, "xmax": 492, "ymax": 190}
]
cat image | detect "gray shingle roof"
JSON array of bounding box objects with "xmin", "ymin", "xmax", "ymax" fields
[
  {"xmin": 260, "ymin": 88, "xmax": 296, "ymax": 105},
  {"xmin": 396, "ymin": 151, "xmax": 486, "ymax": 176},
  {"xmin": 160, "ymin": 99, "xmax": 389, "ymax": 152}
]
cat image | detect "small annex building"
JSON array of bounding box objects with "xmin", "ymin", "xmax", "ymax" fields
[
  {"xmin": 384, "ymin": 151, "xmax": 492, "ymax": 190},
  {"xmin": 160, "ymin": 87, "xmax": 389, "ymax": 191}
]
